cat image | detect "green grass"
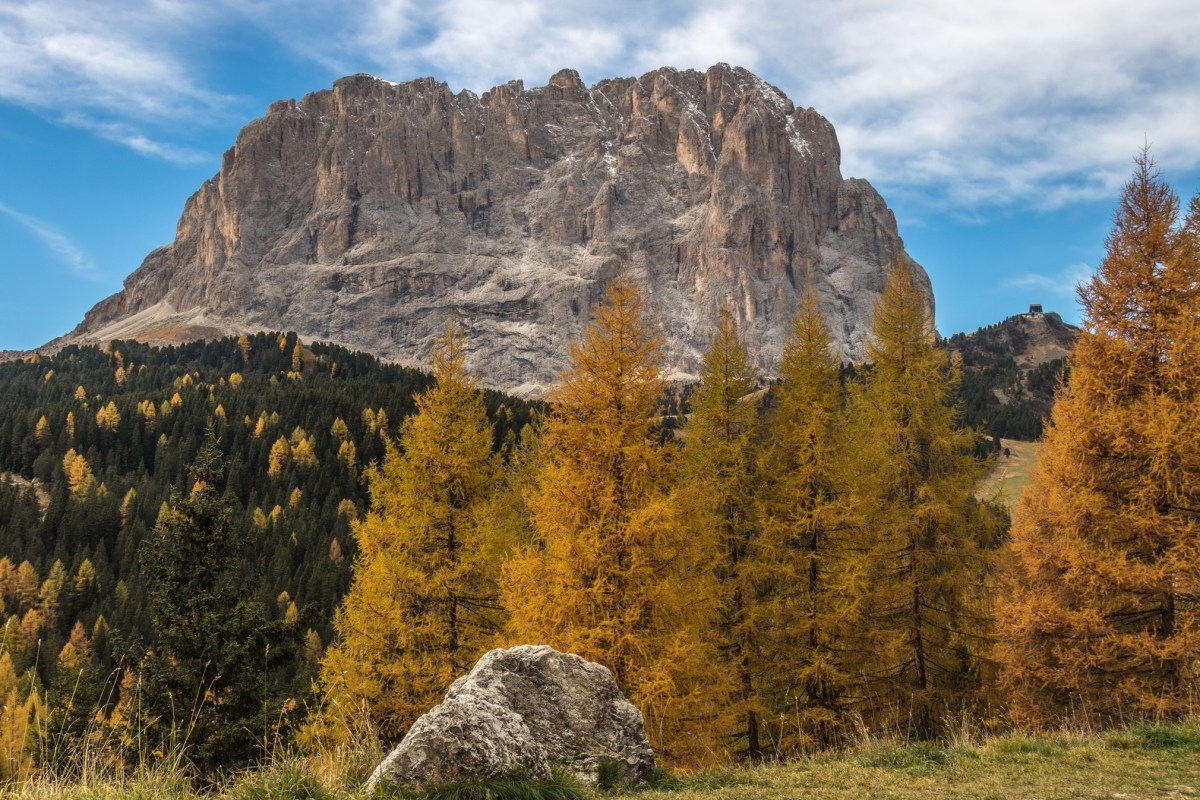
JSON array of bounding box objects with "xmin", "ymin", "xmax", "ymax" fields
[
  {"xmin": 8, "ymin": 723, "xmax": 1200, "ymax": 800},
  {"xmin": 976, "ymin": 438, "xmax": 1040, "ymax": 508}
]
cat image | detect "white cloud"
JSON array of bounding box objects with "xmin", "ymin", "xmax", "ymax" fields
[
  {"xmin": 1005, "ymin": 263, "xmax": 1094, "ymax": 299},
  {"xmin": 2, "ymin": 0, "xmax": 1198, "ymax": 205},
  {"xmin": 741, "ymin": 0, "xmax": 1200, "ymax": 209},
  {"xmin": 0, "ymin": 0, "xmax": 236, "ymax": 159},
  {"xmin": 635, "ymin": 5, "xmax": 761, "ymax": 73},
  {"xmin": 59, "ymin": 112, "xmax": 210, "ymax": 164},
  {"xmin": 0, "ymin": 200, "xmax": 100, "ymax": 279}
]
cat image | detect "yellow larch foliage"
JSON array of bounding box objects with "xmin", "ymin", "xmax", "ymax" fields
[
  {"xmin": 137, "ymin": 399, "xmax": 157, "ymax": 430},
  {"xmin": 74, "ymin": 386, "xmax": 86, "ymax": 403},
  {"xmin": 19, "ymin": 608, "xmax": 44, "ymax": 650},
  {"xmin": 997, "ymin": 151, "xmax": 1200, "ymax": 726},
  {"xmin": 0, "ymin": 659, "xmax": 38, "ymax": 783},
  {"xmin": 65, "ymin": 411, "xmax": 75, "ymax": 439},
  {"xmin": 0, "ymin": 558, "xmax": 12, "ymax": 604},
  {"xmin": 95, "ymin": 400, "xmax": 120, "ymax": 431},
  {"xmin": 237, "ymin": 335, "xmax": 251, "ymax": 364},
  {"xmin": 330, "ymin": 417, "xmax": 350, "ymax": 441},
  {"xmin": 292, "ymin": 340, "xmax": 304, "ymax": 372},
  {"xmin": 253, "ymin": 414, "xmax": 268, "ymax": 438},
  {"xmin": 74, "ymin": 559, "xmax": 97, "ymax": 592},
  {"xmin": 289, "ymin": 428, "xmax": 317, "ymax": 468},
  {"xmin": 500, "ymin": 276, "xmax": 719, "ymax": 765},
  {"xmin": 317, "ymin": 320, "xmax": 503, "ymax": 743},
  {"xmin": 120, "ymin": 488, "xmax": 137, "ymax": 525},
  {"xmin": 228, "ymin": 372, "xmax": 244, "ymax": 389},
  {"xmin": 33, "ymin": 416, "xmax": 49, "ymax": 442},
  {"xmin": 62, "ymin": 449, "xmax": 94, "ymax": 497},
  {"xmin": 170, "ymin": 392, "xmax": 182, "ymax": 407},
  {"xmin": 847, "ymin": 260, "xmax": 999, "ymax": 738},
  {"xmin": 213, "ymin": 404, "xmax": 226, "ymax": 424},
  {"xmin": 288, "ymin": 487, "xmax": 303, "ymax": 508},
  {"xmin": 755, "ymin": 291, "xmax": 862, "ymax": 752},
  {"xmin": 337, "ymin": 439, "xmax": 357, "ymax": 472},
  {"xmin": 674, "ymin": 309, "xmax": 760, "ymax": 760},
  {"xmin": 0, "ymin": 653, "xmax": 15, "ymax": 704},
  {"xmin": 336, "ymin": 499, "xmax": 357, "ymax": 521},
  {"xmin": 42, "ymin": 369, "xmax": 53, "ymax": 382},
  {"xmin": 114, "ymin": 366, "xmax": 127, "ymax": 386},
  {"xmin": 14, "ymin": 562, "xmax": 39, "ymax": 611},
  {"xmin": 58, "ymin": 621, "xmax": 91, "ymax": 670},
  {"xmin": 38, "ymin": 560, "xmax": 66, "ymax": 624},
  {"xmin": 361, "ymin": 408, "xmax": 377, "ymax": 434},
  {"xmin": 267, "ymin": 437, "xmax": 290, "ymax": 478},
  {"xmin": 251, "ymin": 507, "xmax": 269, "ymax": 531}
]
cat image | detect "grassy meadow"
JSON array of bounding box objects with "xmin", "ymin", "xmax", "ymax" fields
[
  {"xmin": 8, "ymin": 721, "xmax": 1200, "ymax": 800},
  {"xmin": 977, "ymin": 438, "xmax": 1041, "ymax": 508}
]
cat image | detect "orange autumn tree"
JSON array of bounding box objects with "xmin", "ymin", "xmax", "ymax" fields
[
  {"xmin": 848, "ymin": 260, "xmax": 999, "ymax": 738},
  {"xmin": 997, "ymin": 151, "xmax": 1200, "ymax": 726},
  {"xmin": 501, "ymin": 275, "xmax": 722, "ymax": 764},
  {"xmin": 755, "ymin": 290, "xmax": 862, "ymax": 751},
  {"xmin": 676, "ymin": 308, "xmax": 761, "ymax": 760},
  {"xmin": 317, "ymin": 320, "xmax": 504, "ymax": 742}
]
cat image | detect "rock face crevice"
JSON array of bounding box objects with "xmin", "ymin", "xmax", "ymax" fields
[{"xmin": 65, "ymin": 63, "xmax": 930, "ymax": 395}]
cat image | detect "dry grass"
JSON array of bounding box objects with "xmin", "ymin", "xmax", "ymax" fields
[
  {"xmin": 977, "ymin": 438, "xmax": 1040, "ymax": 508},
  {"xmin": 611, "ymin": 724, "xmax": 1200, "ymax": 800},
  {"xmin": 7, "ymin": 722, "xmax": 1200, "ymax": 800}
]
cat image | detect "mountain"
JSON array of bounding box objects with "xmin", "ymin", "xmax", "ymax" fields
[
  {"xmin": 949, "ymin": 308, "xmax": 1080, "ymax": 440},
  {"xmin": 57, "ymin": 63, "xmax": 928, "ymax": 396}
]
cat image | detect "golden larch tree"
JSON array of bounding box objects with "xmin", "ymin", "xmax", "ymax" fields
[
  {"xmin": 501, "ymin": 275, "xmax": 721, "ymax": 764},
  {"xmin": 317, "ymin": 320, "xmax": 504, "ymax": 742},
  {"xmin": 676, "ymin": 309, "xmax": 760, "ymax": 760},
  {"xmin": 755, "ymin": 290, "xmax": 862, "ymax": 751},
  {"xmin": 997, "ymin": 151, "xmax": 1200, "ymax": 726},
  {"xmin": 848, "ymin": 260, "xmax": 998, "ymax": 738}
]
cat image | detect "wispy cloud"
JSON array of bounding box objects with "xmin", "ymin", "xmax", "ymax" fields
[
  {"xmin": 0, "ymin": 199, "xmax": 100, "ymax": 279},
  {"xmin": 1005, "ymin": 263, "xmax": 1094, "ymax": 299},
  {"xmin": 0, "ymin": 0, "xmax": 236, "ymax": 159},
  {"xmin": 2, "ymin": 0, "xmax": 1198, "ymax": 205},
  {"xmin": 59, "ymin": 112, "xmax": 210, "ymax": 165}
]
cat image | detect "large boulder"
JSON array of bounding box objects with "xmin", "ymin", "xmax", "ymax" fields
[{"xmin": 369, "ymin": 645, "xmax": 656, "ymax": 789}]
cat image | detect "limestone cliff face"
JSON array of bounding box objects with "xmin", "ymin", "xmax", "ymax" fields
[{"xmin": 66, "ymin": 63, "xmax": 930, "ymax": 395}]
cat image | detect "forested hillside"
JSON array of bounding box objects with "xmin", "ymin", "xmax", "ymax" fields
[
  {"xmin": 948, "ymin": 311, "xmax": 1078, "ymax": 441},
  {"xmin": 0, "ymin": 333, "xmax": 535, "ymax": 736}
]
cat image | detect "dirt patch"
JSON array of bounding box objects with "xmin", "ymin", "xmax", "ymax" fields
[{"xmin": 0, "ymin": 473, "xmax": 51, "ymax": 518}]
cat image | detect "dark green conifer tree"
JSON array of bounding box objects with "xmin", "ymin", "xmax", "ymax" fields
[{"xmin": 139, "ymin": 426, "xmax": 303, "ymax": 776}]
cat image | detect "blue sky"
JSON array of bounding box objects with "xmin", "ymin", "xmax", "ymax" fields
[{"xmin": 1, "ymin": 0, "xmax": 1198, "ymax": 350}]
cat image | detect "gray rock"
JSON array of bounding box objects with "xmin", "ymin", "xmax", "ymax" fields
[
  {"xmin": 369, "ymin": 645, "xmax": 656, "ymax": 790},
  {"xmin": 57, "ymin": 64, "xmax": 932, "ymax": 396}
]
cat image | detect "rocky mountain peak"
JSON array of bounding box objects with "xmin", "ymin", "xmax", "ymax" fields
[{"xmin": 60, "ymin": 64, "xmax": 930, "ymax": 396}]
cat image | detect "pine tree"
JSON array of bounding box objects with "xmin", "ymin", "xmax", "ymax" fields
[
  {"xmin": 138, "ymin": 425, "xmax": 303, "ymax": 774},
  {"xmin": 755, "ymin": 291, "xmax": 859, "ymax": 751},
  {"xmin": 676, "ymin": 309, "xmax": 760, "ymax": 759},
  {"xmin": 501, "ymin": 276, "xmax": 720, "ymax": 763},
  {"xmin": 317, "ymin": 321, "xmax": 503, "ymax": 742},
  {"xmin": 849, "ymin": 261, "xmax": 998, "ymax": 738},
  {"xmin": 997, "ymin": 151, "xmax": 1200, "ymax": 725}
]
